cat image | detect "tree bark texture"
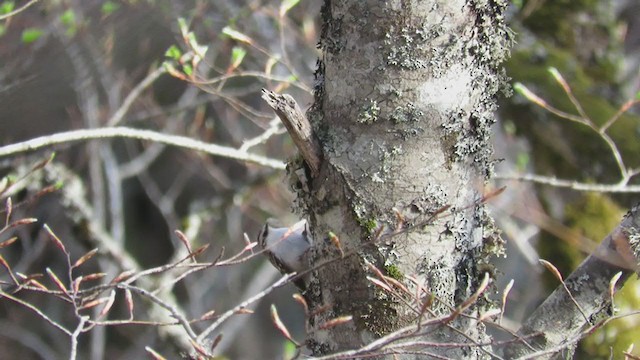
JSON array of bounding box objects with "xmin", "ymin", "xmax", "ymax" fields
[{"xmin": 302, "ymin": 1, "xmax": 511, "ymax": 358}]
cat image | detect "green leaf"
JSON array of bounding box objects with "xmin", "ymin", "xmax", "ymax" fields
[
  {"xmin": 516, "ymin": 152, "xmax": 530, "ymax": 171},
  {"xmin": 187, "ymin": 32, "xmax": 198, "ymax": 46},
  {"xmin": 512, "ymin": 82, "xmax": 525, "ymax": 94},
  {"xmin": 177, "ymin": 17, "xmax": 188, "ymax": 34},
  {"xmin": 230, "ymin": 46, "xmax": 246, "ymax": 69},
  {"xmin": 165, "ymin": 45, "xmax": 182, "ymax": 60},
  {"xmin": 0, "ymin": 1, "xmax": 14, "ymax": 15},
  {"xmin": 280, "ymin": 0, "xmax": 300, "ymax": 15},
  {"xmin": 162, "ymin": 61, "xmax": 177, "ymax": 74},
  {"xmin": 21, "ymin": 28, "xmax": 44, "ymax": 44},
  {"xmin": 283, "ymin": 340, "xmax": 297, "ymax": 359},
  {"xmin": 101, "ymin": 1, "xmax": 119, "ymax": 15},
  {"xmin": 182, "ymin": 64, "xmax": 193, "ymax": 76},
  {"xmin": 60, "ymin": 9, "xmax": 75, "ymax": 27},
  {"xmin": 60, "ymin": 9, "xmax": 77, "ymax": 37},
  {"xmin": 222, "ymin": 26, "xmax": 252, "ymax": 44}
]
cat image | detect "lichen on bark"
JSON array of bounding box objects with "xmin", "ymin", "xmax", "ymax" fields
[{"xmin": 302, "ymin": 1, "xmax": 512, "ymax": 357}]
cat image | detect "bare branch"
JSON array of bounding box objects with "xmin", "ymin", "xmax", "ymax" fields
[
  {"xmin": 0, "ymin": 127, "xmax": 285, "ymax": 170},
  {"xmin": 503, "ymin": 203, "xmax": 640, "ymax": 358},
  {"xmin": 0, "ymin": 289, "xmax": 72, "ymax": 336},
  {"xmin": 512, "ymin": 71, "xmax": 640, "ymax": 191},
  {"xmin": 239, "ymin": 117, "xmax": 286, "ymax": 152},
  {"xmin": 495, "ymin": 173, "xmax": 640, "ymax": 193},
  {"xmin": 117, "ymin": 283, "xmax": 198, "ymax": 341},
  {"xmin": 0, "ymin": 0, "xmax": 40, "ymax": 21},
  {"xmin": 106, "ymin": 67, "xmax": 167, "ymax": 126},
  {"xmin": 69, "ymin": 316, "xmax": 89, "ymax": 360},
  {"xmin": 196, "ymin": 274, "xmax": 294, "ymax": 345}
]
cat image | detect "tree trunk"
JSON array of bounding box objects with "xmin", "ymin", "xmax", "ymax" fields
[{"xmin": 301, "ymin": 1, "xmax": 512, "ymax": 358}]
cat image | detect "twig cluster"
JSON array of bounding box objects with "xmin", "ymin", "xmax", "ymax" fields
[
  {"xmin": 0, "ymin": 186, "xmax": 297, "ymax": 359},
  {"xmin": 498, "ymin": 67, "xmax": 640, "ymax": 193}
]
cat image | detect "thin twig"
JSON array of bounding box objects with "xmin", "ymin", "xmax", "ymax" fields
[
  {"xmin": 514, "ymin": 73, "xmax": 640, "ymax": 189},
  {"xmin": 539, "ymin": 259, "xmax": 591, "ymax": 325},
  {"xmin": 69, "ymin": 316, "xmax": 89, "ymax": 360},
  {"xmin": 549, "ymin": 68, "xmax": 591, "ymax": 122},
  {"xmin": 117, "ymin": 283, "xmax": 198, "ymax": 341},
  {"xmin": 107, "ymin": 67, "xmax": 167, "ymax": 126},
  {"xmin": 0, "ymin": 0, "xmax": 40, "ymax": 20},
  {"xmin": 495, "ymin": 173, "xmax": 640, "ymax": 193},
  {"xmin": 600, "ymin": 99, "xmax": 640, "ymax": 133},
  {"xmin": 239, "ymin": 118, "xmax": 286, "ymax": 152},
  {"xmin": 599, "ymin": 132, "xmax": 628, "ymax": 180},
  {"xmin": 0, "ymin": 127, "xmax": 286, "ymax": 170},
  {"xmin": 0, "ymin": 289, "xmax": 72, "ymax": 336},
  {"xmin": 188, "ymin": 71, "xmax": 312, "ymax": 93},
  {"xmin": 196, "ymin": 274, "xmax": 294, "ymax": 343},
  {"xmin": 514, "ymin": 83, "xmax": 587, "ymax": 125}
]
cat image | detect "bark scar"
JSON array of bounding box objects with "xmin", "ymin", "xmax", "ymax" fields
[{"xmin": 261, "ymin": 89, "xmax": 322, "ymax": 176}]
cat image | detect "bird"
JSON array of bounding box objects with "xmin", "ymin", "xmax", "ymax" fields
[{"xmin": 257, "ymin": 218, "xmax": 312, "ymax": 289}]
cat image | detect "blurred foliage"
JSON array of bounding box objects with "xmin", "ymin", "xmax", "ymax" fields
[
  {"xmin": 0, "ymin": 1, "xmax": 13, "ymax": 13},
  {"xmin": 20, "ymin": 27, "xmax": 43, "ymax": 43},
  {"xmin": 503, "ymin": 0, "xmax": 640, "ymax": 357},
  {"xmin": 582, "ymin": 275, "xmax": 640, "ymax": 358},
  {"xmin": 536, "ymin": 193, "xmax": 622, "ymax": 289},
  {"xmin": 101, "ymin": 1, "xmax": 120, "ymax": 16}
]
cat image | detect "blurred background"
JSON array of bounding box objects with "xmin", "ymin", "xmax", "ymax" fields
[{"xmin": 0, "ymin": 0, "xmax": 639, "ymax": 359}]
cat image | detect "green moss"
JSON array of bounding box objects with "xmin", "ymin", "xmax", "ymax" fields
[
  {"xmin": 506, "ymin": 47, "xmax": 640, "ymax": 181},
  {"xmin": 359, "ymin": 218, "xmax": 378, "ymax": 234},
  {"xmin": 565, "ymin": 192, "xmax": 623, "ymax": 241},
  {"xmin": 580, "ymin": 276, "xmax": 640, "ymax": 359},
  {"xmin": 384, "ymin": 264, "xmax": 404, "ymax": 281},
  {"xmin": 523, "ymin": 0, "xmax": 605, "ymax": 48}
]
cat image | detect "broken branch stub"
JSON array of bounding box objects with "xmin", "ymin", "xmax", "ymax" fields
[{"xmin": 261, "ymin": 89, "xmax": 322, "ymax": 176}]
